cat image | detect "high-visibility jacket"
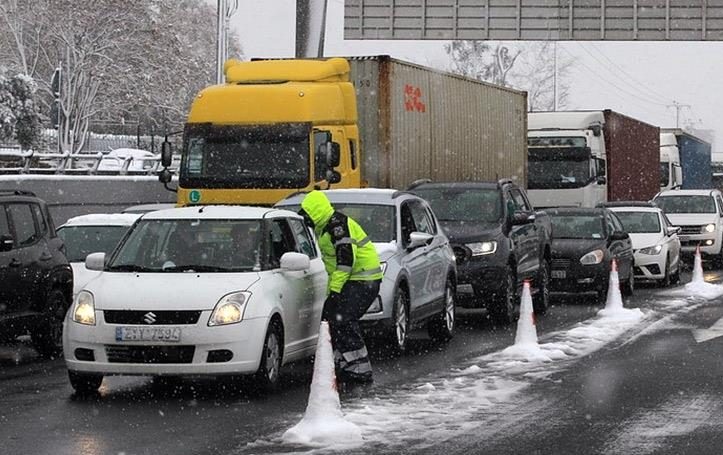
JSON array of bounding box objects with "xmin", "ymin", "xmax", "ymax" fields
[{"xmin": 300, "ymin": 191, "xmax": 383, "ymax": 293}]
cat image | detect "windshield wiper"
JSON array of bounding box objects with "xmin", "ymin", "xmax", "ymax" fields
[
  {"xmin": 106, "ymin": 264, "xmax": 152, "ymax": 272},
  {"xmin": 161, "ymin": 265, "xmax": 233, "ymax": 273}
]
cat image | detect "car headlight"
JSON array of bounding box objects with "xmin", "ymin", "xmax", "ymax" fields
[
  {"xmin": 639, "ymin": 244, "xmax": 663, "ymax": 255},
  {"xmin": 72, "ymin": 291, "xmax": 96, "ymax": 325},
  {"xmin": 466, "ymin": 241, "xmax": 497, "ymax": 256},
  {"xmin": 703, "ymin": 224, "xmax": 716, "ymax": 233},
  {"xmin": 208, "ymin": 291, "xmax": 251, "ymax": 326},
  {"xmin": 580, "ymin": 249, "xmax": 605, "ymax": 265}
]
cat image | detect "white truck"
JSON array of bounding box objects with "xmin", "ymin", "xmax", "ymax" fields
[{"xmin": 660, "ymin": 132, "xmax": 683, "ymax": 191}]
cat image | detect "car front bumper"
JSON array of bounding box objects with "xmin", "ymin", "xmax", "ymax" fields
[
  {"xmin": 633, "ymin": 250, "xmax": 666, "ymax": 280},
  {"xmin": 63, "ymin": 311, "xmax": 268, "ymax": 376},
  {"xmin": 678, "ymin": 232, "xmax": 720, "ymax": 256}
]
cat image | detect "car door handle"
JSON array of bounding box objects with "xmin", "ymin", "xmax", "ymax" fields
[{"xmin": 9, "ymin": 258, "xmax": 21, "ymax": 267}]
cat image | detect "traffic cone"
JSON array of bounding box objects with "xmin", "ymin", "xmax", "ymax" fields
[
  {"xmin": 513, "ymin": 280, "xmax": 538, "ymax": 346},
  {"xmin": 282, "ymin": 321, "xmax": 362, "ymax": 446},
  {"xmin": 692, "ymin": 244, "xmax": 704, "ymax": 284},
  {"xmin": 602, "ymin": 258, "xmax": 624, "ymax": 312}
]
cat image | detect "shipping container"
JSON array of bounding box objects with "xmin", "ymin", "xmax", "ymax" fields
[
  {"xmin": 662, "ymin": 128, "xmax": 712, "ymax": 189},
  {"xmin": 349, "ymin": 56, "xmax": 528, "ymax": 189}
]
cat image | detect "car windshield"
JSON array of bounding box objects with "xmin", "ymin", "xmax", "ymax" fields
[
  {"xmin": 56, "ymin": 225, "xmax": 130, "ymax": 262},
  {"xmin": 276, "ymin": 203, "xmax": 396, "ymax": 243},
  {"xmin": 413, "ymin": 188, "xmax": 502, "ymax": 223},
  {"xmin": 613, "ymin": 211, "xmax": 661, "ymax": 234},
  {"xmin": 550, "ymin": 214, "xmax": 605, "ymax": 239},
  {"xmin": 654, "ymin": 195, "xmax": 716, "ymax": 214},
  {"xmin": 107, "ymin": 219, "xmax": 262, "ymax": 272}
]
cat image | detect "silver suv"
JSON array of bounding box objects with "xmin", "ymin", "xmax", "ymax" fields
[{"xmin": 276, "ymin": 189, "xmax": 457, "ymax": 352}]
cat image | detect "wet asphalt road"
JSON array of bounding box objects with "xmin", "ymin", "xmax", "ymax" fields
[{"xmin": 1, "ymin": 268, "xmax": 721, "ymax": 455}]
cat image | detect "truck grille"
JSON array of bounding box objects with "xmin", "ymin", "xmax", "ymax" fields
[
  {"xmin": 679, "ymin": 225, "xmax": 703, "ymax": 235},
  {"xmin": 104, "ymin": 310, "xmax": 201, "ymax": 325},
  {"xmin": 552, "ymin": 259, "xmax": 571, "ymax": 269},
  {"xmin": 105, "ymin": 345, "xmax": 195, "ymax": 364}
]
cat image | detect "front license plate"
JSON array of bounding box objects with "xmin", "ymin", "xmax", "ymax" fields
[
  {"xmin": 457, "ymin": 284, "xmax": 474, "ymax": 295},
  {"xmin": 551, "ymin": 270, "xmax": 566, "ymax": 279},
  {"xmin": 679, "ymin": 235, "xmax": 690, "ymax": 242},
  {"xmin": 115, "ymin": 327, "xmax": 181, "ymax": 342}
]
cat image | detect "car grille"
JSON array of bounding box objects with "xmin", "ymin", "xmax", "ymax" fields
[
  {"xmin": 104, "ymin": 310, "xmax": 201, "ymax": 325},
  {"xmin": 679, "ymin": 225, "xmax": 703, "ymax": 235},
  {"xmin": 105, "ymin": 345, "xmax": 195, "ymax": 364},
  {"xmin": 552, "ymin": 258, "xmax": 571, "ymax": 269}
]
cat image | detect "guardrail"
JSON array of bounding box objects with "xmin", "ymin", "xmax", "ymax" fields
[{"xmin": 0, "ymin": 148, "xmax": 180, "ymax": 176}]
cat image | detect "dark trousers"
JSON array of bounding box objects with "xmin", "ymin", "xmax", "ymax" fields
[{"xmin": 322, "ymin": 280, "xmax": 380, "ymax": 379}]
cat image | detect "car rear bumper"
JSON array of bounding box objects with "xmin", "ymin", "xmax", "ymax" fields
[{"xmin": 549, "ymin": 260, "xmax": 608, "ymax": 294}]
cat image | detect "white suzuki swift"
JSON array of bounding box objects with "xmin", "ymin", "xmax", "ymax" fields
[{"xmin": 63, "ymin": 206, "xmax": 326, "ymax": 393}]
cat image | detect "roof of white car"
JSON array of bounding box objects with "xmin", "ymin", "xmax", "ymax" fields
[
  {"xmin": 141, "ymin": 205, "xmax": 299, "ymax": 220},
  {"xmin": 656, "ymin": 189, "xmax": 720, "ymax": 197},
  {"xmin": 61, "ymin": 213, "xmax": 141, "ymax": 227},
  {"xmin": 277, "ymin": 188, "xmax": 410, "ymax": 206},
  {"xmin": 607, "ymin": 206, "xmax": 661, "ymax": 213}
]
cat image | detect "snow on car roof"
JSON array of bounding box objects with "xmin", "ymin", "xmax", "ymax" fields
[
  {"xmin": 61, "ymin": 213, "xmax": 141, "ymax": 227},
  {"xmin": 141, "ymin": 205, "xmax": 299, "ymax": 220},
  {"xmin": 277, "ymin": 188, "xmax": 401, "ymax": 206},
  {"xmin": 607, "ymin": 206, "xmax": 661, "ymax": 213},
  {"xmin": 656, "ymin": 189, "xmax": 719, "ymax": 197}
]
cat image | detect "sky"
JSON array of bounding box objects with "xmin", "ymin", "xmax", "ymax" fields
[{"xmin": 228, "ymin": 0, "xmax": 723, "ymax": 158}]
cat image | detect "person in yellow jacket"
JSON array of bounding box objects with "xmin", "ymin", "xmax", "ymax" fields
[{"xmin": 299, "ymin": 191, "xmax": 383, "ymax": 384}]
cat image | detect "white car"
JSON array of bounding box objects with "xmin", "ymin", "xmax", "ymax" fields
[
  {"xmin": 604, "ymin": 203, "xmax": 682, "ymax": 285},
  {"xmin": 56, "ymin": 213, "xmax": 141, "ymax": 296},
  {"xmin": 653, "ymin": 189, "xmax": 723, "ymax": 262},
  {"xmin": 63, "ymin": 206, "xmax": 326, "ymax": 393}
]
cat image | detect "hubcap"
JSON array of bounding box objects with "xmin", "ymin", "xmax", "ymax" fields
[
  {"xmin": 265, "ymin": 332, "xmax": 280, "ymax": 382},
  {"xmin": 445, "ymin": 287, "xmax": 455, "ymax": 331},
  {"xmin": 396, "ymin": 296, "xmax": 408, "ymax": 347}
]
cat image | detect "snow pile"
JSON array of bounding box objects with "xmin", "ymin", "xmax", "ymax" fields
[
  {"xmin": 680, "ymin": 247, "xmax": 723, "ymax": 299},
  {"xmin": 282, "ymin": 321, "xmax": 363, "ymax": 448},
  {"xmin": 502, "ymin": 281, "xmax": 551, "ymax": 362},
  {"xmin": 691, "ymin": 246, "xmax": 704, "ymax": 284},
  {"xmin": 597, "ymin": 259, "xmax": 644, "ymax": 320}
]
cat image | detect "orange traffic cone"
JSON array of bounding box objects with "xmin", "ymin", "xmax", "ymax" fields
[
  {"xmin": 602, "ymin": 258, "xmax": 624, "ymax": 312},
  {"xmin": 692, "ymin": 244, "xmax": 704, "ymax": 283},
  {"xmin": 513, "ymin": 280, "xmax": 538, "ymax": 346}
]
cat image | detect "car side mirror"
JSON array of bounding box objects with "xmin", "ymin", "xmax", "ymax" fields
[
  {"xmin": 161, "ymin": 140, "xmax": 173, "ymax": 168},
  {"xmin": 408, "ymin": 232, "xmax": 433, "ymax": 249},
  {"xmin": 511, "ymin": 211, "xmax": 535, "ymax": 226},
  {"xmin": 85, "ymin": 252, "xmax": 106, "ymax": 271},
  {"xmin": 280, "ymin": 252, "xmax": 310, "ymax": 272},
  {"xmin": 596, "ymin": 176, "xmax": 607, "ymax": 185},
  {"xmin": 0, "ymin": 234, "xmax": 13, "ymax": 252},
  {"xmin": 667, "ymin": 226, "xmax": 681, "ymax": 236},
  {"xmin": 610, "ymin": 231, "xmax": 629, "ymax": 241},
  {"xmin": 325, "ymin": 142, "xmax": 341, "ymax": 168}
]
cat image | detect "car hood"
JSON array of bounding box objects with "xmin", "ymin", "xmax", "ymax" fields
[
  {"xmin": 438, "ymin": 220, "xmax": 501, "ymax": 243},
  {"xmin": 70, "ymin": 263, "xmax": 101, "ymax": 297},
  {"xmin": 666, "ymin": 213, "xmax": 718, "ymax": 226},
  {"xmin": 552, "ymin": 238, "xmax": 607, "ymax": 259},
  {"xmin": 83, "ymin": 272, "xmax": 261, "ymax": 311},
  {"xmin": 374, "ymin": 241, "xmax": 399, "ymax": 262},
  {"xmin": 628, "ymin": 233, "xmax": 665, "ymax": 250}
]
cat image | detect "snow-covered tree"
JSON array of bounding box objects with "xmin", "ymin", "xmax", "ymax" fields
[{"xmin": 0, "ymin": 71, "xmax": 42, "ymax": 150}]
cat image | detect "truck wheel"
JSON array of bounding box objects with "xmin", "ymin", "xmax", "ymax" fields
[
  {"xmin": 253, "ymin": 320, "xmax": 283, "ymax": 392},
  {"xmin": 532, "ymin": 261, "xmax": 550, "ymax": 316},
  {"xmin": 428, "ymin": 279, "xmax": 455, "ymax": 342},
  {"xmin": 68, "ymin": 370, "xmax": 103, "ymax": 394},
  {"xmin": 388, "ymin": 286, "xmax": 410, "ymax": 353},
  {"xmin": 489, "ymin": 269, "xmax": 517, "ymax": 325},
  {"xmin": 31, "ymin": 288, "xmax": 67, "ymax": 359}
]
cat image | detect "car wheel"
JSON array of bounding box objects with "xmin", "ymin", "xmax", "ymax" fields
[
  {"xmin": 660, "ymin": 255, "xmax": 672, "ymax": 287},
  {"xmin": 388, "ymin": 286, "xmax": 410, "ymax": 353},
  {"xmin": 31, "ymin": 288, "xmax": 67, "ymax": 359},
  {"xmin": 622, "ymin": 265, "xmax": 635, "ymax": 296},
  {"xmin": 671, "ymin": 258, "xmax": 681, "ymax": 284},
  {"xmin": 68, "ymin": 370, "xmax": 103, "ymax": 394},
  {"xmin": 489, "ymin": 268, "xmax": 517, "ymax": 325},
  {"xmin": 428, "ymin": 279, "xmax": 455, "ymax": 342},
  {"xmin": 254, "ymin": 320, "xmax": 283, "ymax": 392},
  {"xmin": 532, "ymin": 261, "xmax": 550, "ymax": 316}
]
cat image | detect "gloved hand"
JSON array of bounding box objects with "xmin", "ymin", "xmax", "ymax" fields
[{"xmin": 322, "ymin": 291, "xmax": 342, "ymax": 321}]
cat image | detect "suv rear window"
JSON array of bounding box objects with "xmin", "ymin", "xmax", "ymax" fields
[
  {"xmin": 8, "ymin": 203, "xmax": 38, "ymax": 246},
  {"xmin": 414, "ymin": 188, "xmax": 502, "ymax": 223}
]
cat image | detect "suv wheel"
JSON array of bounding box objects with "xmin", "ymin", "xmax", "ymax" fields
[
  {"xmin": 389, "ymin": 286, "xmax": 410, "ymax": 353},
  {"xmin": 428, "ymin": 279, "xmax": 455, "ymax": 342},
  {"xmin": 253, "ymin": 320, "xmax": 283, "ymax": 392},
  {"xmin": 622, "ymin": 266, "xmax": 635, "ymax": 296},
  {"xmin": 489, "ymin": 269, "xmax": 517, "ymax": 325},
  {"xmin": 68, "ymin": 370, "xmax": 103, "ymax": 394},
  {"xmin": 31, "ymin": 288, "xmax": 67, "ymax": 358},
  {"xmin": 532, "ymin": 261, "xmax": 550, "ymax": 316}
]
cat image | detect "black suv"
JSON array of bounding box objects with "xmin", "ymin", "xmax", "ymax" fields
[
  {"xmin": 0, "ymin": 190, "xmax": 73, "ymax": 357},
  {"xmin": 410, "ymin": 180, "xmax": 552, "ymax": 324}
]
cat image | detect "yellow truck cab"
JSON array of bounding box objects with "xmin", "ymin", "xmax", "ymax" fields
[{"xmin": 166, "ymin": 58, "xmax": 360, "ymax": 206}]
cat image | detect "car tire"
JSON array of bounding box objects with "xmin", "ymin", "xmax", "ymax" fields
[
  {"xmin": 532, "ymin": 261, "xmax": 550, "ymax": 316},
  {"xmin": 489, "ymin": 268, "xmax": 517, "ymax": 325},
  {"xmin": 671, "ymin": 258, "xmax": 681, "ymax": 284},
  {"xmin": 660, "ymin": 255, "xmax": 672, "ymax": 287},
  {"xmin": 388, "ymin": 286, "xmax": 410, "ymax": 353},
  {"xmin": 31, "ymin": 288, "xmax": 68, "ymax": 359},
  {"xmin": 68, "ymin": 370, "xmax": 103, "ymax": 394},
  {"xmin": 622, "ymin": 265, "xmax": 635, "ymax": 296},
  {"xmin": 253, "ymin": 320, "xmax": 283, "ymax": 392},
  {"xmin": 428, "ymin": 279, "xmax": 455, "ymax": 342}
]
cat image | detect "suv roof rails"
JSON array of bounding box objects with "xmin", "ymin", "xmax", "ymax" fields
[
  {"xmin": 596, "ymin": 201, "xmax": 658, "ymax": 208},
  {"xmin": 0, "ymin": 189, "xmax": 37, "ymax": 197},
  {"xmin": 407, "ymin": 178, "xmax": 432, "ymax": 190},
  {"xmin": 391, "ymin": 190, "xmax": 418, "ymax": 199}
]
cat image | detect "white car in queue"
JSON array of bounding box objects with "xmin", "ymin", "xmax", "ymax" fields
[
  {"xmin": 63, "ymin": 206, "xmax": 327, "ymax": 394},
  {"xmin": 600, "ymin": 202, "xmax": 682, "ymax": 286}
]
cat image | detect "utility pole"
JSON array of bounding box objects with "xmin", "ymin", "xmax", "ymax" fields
[
  {"xmin": 296, "ymin": 0, "xmax": 329, "ymax": 58},
  {"xmin": 216, "ymin": 0, "xmax": 239, "ymax": 84},
  {"xmin": 667, "ymin": 101, "xmax": 691, "ymax": 129},
  {"xmin": 553, "ymin": 41, "xmax": 558, "ymax": 112}
]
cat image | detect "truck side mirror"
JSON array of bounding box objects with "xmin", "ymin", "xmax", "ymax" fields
[
  {"xmin": 161, "ymin": 140, "xmax": 173, "ymax": 168},
  {"xmin": 326, "ymin": 142, "xmax": 341, "ymax": 168},
  {"xmin": 158, "ymin": 168, "xmax": 173, "ymax": 184},
  {"xmin": 326, "ymin": 169, "xmax": 341, "ymax": 184},
  {"xmin": 596, "ymin": 176, "xmax": 607, "ymax": 185},
  {"xmin": 0, "ymin": 234, "xmax": 13, "ymax": 252}
]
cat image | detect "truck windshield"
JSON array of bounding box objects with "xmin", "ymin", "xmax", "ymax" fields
[
  {"xmin": 412, "ymin": 188, "xmax": 502, "ymax": 223},
  {"xmin": 528, "ymin": 147, "xmax": 592, "ymax": 189},
  {"xmin": 654, "ymin": 195, "xmax": 716, "ymax": 214},
  {"xmin": 180, "ymin": 123, "xmax": 311, "ymax": 189},
  {"xmin": 107, "ymin": 219, "xmax": 262, "ymax": 272},
  {"xmin": 660, "ymin": 162, "xmax": 669, "ymax": 187}
]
